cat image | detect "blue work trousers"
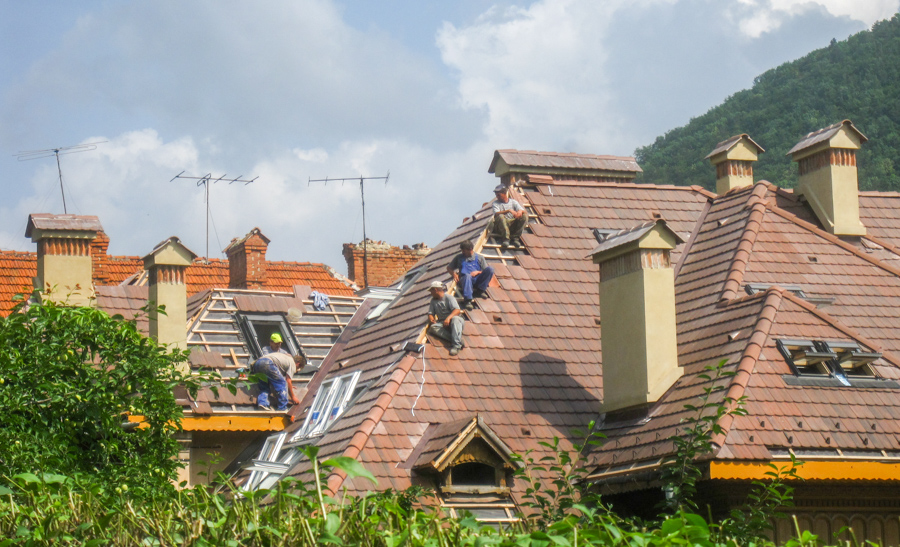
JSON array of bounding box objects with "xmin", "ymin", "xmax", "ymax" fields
[
  {"xmin": 252, "ymin": 357, "xmax": 289, "ymax": 410},
  {"xmin": 459, "ymin": 264, "xmax": 494, "ymax": 300}
]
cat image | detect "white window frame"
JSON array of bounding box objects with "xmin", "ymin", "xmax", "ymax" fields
[
  {"xmin": 244, "ymin": 432, "xmax": 288, "ymax": 491},
  {"xmin": 293, "ymin": 370, "xmax": 361, "ymax": 440}
]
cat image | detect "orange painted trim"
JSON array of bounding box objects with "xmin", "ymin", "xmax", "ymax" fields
[
  {"xmin": 710, "ymin": 460, "xmax": 900, "ymax": 481},
  {"xmin": 181, "ymin": 415, "xmax": 289, "ymax": 432}
]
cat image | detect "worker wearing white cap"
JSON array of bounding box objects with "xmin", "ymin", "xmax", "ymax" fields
[{"xmin": 427, "ymin": 281, "xmax": 465, "ymax": 356}]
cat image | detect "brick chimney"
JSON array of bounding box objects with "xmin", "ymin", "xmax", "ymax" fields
[
  {"xmin": 25, "ymin": 214, "xmax": 102, "ymax": 307},
  {"xmin": 143, "ymin": 237, "xmax": 196, "ymax": 351},
  {"xmin": 590, "ymin": 219, "xmax": 684, "ymax": 413},
  {"xmin": 224, "ymin": 228, "xmax": 270, "ymax": 290},
  {"xmin": 342, "ymin": 240, "xmax": 431, "ymax": 288},
  {"xmin": 90, "ymin": 231, "xmax": 112, "ymax": 285},
  {"xmin": 788, "ymin": 119, "xmax": 867, "ymax": 236},
  {"xmin": 705, "ymin": 134, "xmax": 764, "ymax": 195}
]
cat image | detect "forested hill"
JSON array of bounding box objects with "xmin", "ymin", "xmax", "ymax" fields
[{"xmin": 635, "ymin": 13, "xmax": 900, "ymax": 192}]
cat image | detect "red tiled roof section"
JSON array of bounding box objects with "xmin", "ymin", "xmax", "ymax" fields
[{"xmin": 0, "ymin": 251, "xmax": 36, "ymax": 316}]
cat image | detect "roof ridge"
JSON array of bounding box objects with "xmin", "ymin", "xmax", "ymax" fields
[
  {"xmin": 719, "ymin": 184, "xmax": 769, "ymax": 303},
  {"xmin": 324, "ymin": 351, "xmax": 421, "ymax": 495},
  {"xmin": 766, "ymin": 206, "xmax": 900, "ymax": 280},
  {"xmin": 495, "ymin": 149, "xmax": 637, "ymax": 161},
  {"xmin": 539, "ymin": 179, "xmax": 714, "ymax": 197},
  {"xmin": 711, "ymin": 288, "xmax": 784, "ymax": 449}
]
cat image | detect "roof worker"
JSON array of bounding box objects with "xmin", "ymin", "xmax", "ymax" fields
[
  {"xmin": 252, "ymin": 351, "xmax": 302, "ymax": 411},
  {"xmin": 489, "ymin": 184, "xmax": 528, "ymax": 251},
  {"xmin": 263, "ymin": 332, "xmax": 290, "ymax": 356},
  {"xmin": 447, "ymin": 239, "xmax": 494, "ymax": 311},
  {"xmin": 427, "ymin": 281, "xmax": 465, "ymax": 356}
]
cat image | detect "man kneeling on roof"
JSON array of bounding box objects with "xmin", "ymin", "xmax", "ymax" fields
[
  {"xmin": 489, "ymin": 184, "xmax": 528, "ymax": 251},
  {"xmin": 252, "ymin": 350, "xmax": 302, "ymax": 411},
  {"xmin": 427, "ymin": 281, "xmax": 465, "ymax": 356},
  {"xmin": 447, "ymin": 239, "xmax": 494, "ymax": 311}
]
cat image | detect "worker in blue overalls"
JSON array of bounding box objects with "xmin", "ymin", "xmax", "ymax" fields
[{"xmin": 447, "ymin": 239, "xmax": 494, "ymax": 311}]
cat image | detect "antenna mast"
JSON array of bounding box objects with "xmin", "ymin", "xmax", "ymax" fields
[
  {"xmin": 308, "ymin": 172, "xmax": 389, "ymax": 288},
  {"xmin": 171, "ymin": 172, "xmax": 258, "ymax": 262},
  {"xmin": 15, "ymin": 141, "xmax": 107, "ymax": 214}
]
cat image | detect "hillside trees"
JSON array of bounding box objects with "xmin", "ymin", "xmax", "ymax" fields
[{"xmin": 636, "ymin": 13, "xmax": 900, "ymax": 191}]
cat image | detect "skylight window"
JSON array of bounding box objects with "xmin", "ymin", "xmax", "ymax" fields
[
  {"xmin": 235, "ymin": 312, "xmax": 301, "ymax": 359},
  {"xmin": 777, "ymin": 339, "xmax": 881, "ymax": 382},
  {"xmin": 293, "ymin": 370, "xmax": 362, "ymax": 439},
  {"xmin": 361, "ymin": 266, "xmax": 427, "ymax": 324},
  {"xmin": 244, "ymin": 432, "xmax": 290, "ymax": 491}
]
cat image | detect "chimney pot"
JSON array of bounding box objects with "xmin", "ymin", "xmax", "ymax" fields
[
  {"xmin": 143, "ymin": 237, "xmax": 196, "ymax": 351},
  {"xmin": 705, "ymin": 134, "xmax": 764, "ymax": 195},
  {"xmin": 224, "ymin": 228, "xmax": 270, "ymax": 289},
  {"xmin": 25, "ymin": 214, "xmax": 102, "ymax": 307}
]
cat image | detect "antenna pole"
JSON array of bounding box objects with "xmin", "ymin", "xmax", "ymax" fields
[
  {"xmin": 55, "ymin": 151, "xmax": 67, "ymax": 214},
  {"xmin": 171, "ymin": 172, "xmax": 258, "ymax": 262},
  {"xmin": 14, "ymin": 141, "xmax": 106, "ymax": 214},
  {"xmin": 309, "ymin": 172, "xmax": 389, "ymax": 288}
]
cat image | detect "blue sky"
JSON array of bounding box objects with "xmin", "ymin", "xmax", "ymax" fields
[{"xmin": 1, "ymin": 0, "xmax": 896, "ymax": 275}]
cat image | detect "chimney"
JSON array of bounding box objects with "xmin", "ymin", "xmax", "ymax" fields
[
  {"xmin": 705, "ymin": 134, "xmax": 764, "ymax": 195},
  {"xmin": 788, "ymin": 120, "xmax": 867, "ymax": 236},
  {"xmin": 589, "ymin": 219, "xmax": 684, "ymax": 413},
  {"xmin": 90, "ymin": 231, "xmax": 112, "ymax": 285},
  {"xmin": 342, "ymin": 240, "xmax": 431, "ymax": 288},
  {"xmin": 224, "ymin": 228, "xmax": 270, "ymax": 289},
  {"xmin": 143, "ymin": 237, "xmax": 196, "ymax": 350},
  {"xmin": 25, "ymin": 214, "xmax": 102, "ymax": 307}
]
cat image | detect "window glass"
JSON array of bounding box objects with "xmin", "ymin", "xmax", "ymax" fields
[{"xmin": 294, "ymin": 371, "xmax": 361, "ymax": 439}]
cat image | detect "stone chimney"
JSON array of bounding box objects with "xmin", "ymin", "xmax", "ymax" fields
[
  {"xmin": 590, "ymin": 219, "xmax": 684, "ymax": 413},
  {"xmin": 225, "ymin": 228, "xmax": 270, "ymax": 290},
  {"xmin": 705, "ymin": 134, "xmax": 764, "ymax": 195},
  {"xmin": 342, "ymin": 240, "xmax": 431, "ymax": 288},
  {"xmin": 25, "ymin": 214, "xmax": 102, "ymax": 307},
  {"xmin": 788, "ymin": 119, "xmax": 867, "ymax": 237},
  {"xmin": 143, "ymin": 237, "xmax": 196, "ymax": 350}
]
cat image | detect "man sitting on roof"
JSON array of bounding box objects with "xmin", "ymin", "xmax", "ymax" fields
[
  {"xmin": 447, "ymin": 239, "xmax": 494, "ymax": 311},
  {"xmin": 263, "ymin": 332, "xmax": 290, "ymax": 356},
  {"xmin": 251, "ymin": 351, "xmax": 302, "ymax": 411},
  {"xmin": 427, "ymin": 281, "xmax": 465, "ymax": 356},
  {"xmin": 489, "ymin": 184, "xmax": 528, "ymax": 250}
]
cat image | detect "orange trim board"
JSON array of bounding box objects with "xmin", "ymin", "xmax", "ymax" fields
[
  {"xmin": 710, "ymin": 461, "xmax": 900, "ymax": 481},
  {"xmin": 128, "ymin": 415, "xmax": 289, "ymax": 432}
]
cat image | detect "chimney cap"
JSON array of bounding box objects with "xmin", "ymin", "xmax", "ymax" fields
[
  {"xmin": 224, "ymin": 227, "xmax": 270, "ymax": 253},
  {"xmin": 588, "ymin": 219, "xmax": 684, "ymax": 263},
  {"xmin": 143, "ymin": 236, "xmax": 197, "ymax": 267},
  {"xmin": 787, "ymin": 119, "xmax": 867, "ymax": 157},
  {"xmin": 704, "ymin": 134, "xmax": 765, "ymax": 161},
  {"xmin": 25, "ymin": 213, "xmax": 103, "ymax": 240}
]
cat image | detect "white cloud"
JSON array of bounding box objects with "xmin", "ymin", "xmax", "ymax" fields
[{"xmin": 733, "ymin": 0, "xmax": 899, "ymax": 37}]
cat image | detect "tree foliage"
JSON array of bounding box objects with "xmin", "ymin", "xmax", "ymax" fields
[
  {"xmin": 0, "ymin": 299, "xmax": 190, "ymax": 497},
  {"xmin": 636, "ymin": 13, "xmax": 900, "ymax": 192}
]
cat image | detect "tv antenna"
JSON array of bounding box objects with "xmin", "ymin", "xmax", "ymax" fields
[
  {"xmin": 14, "ymin": 141, "xmax": 107, "ymax": 214},
  {"xmin": 308, "ymin": 172, "xmax": 389, "ymax": 288},
  {"xmin": 170, "ymin": 172, "xmax": 258, "ymax": 262}
]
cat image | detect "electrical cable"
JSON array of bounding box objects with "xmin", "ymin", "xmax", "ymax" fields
[{"xmin": 410, "ymin": 346, "xmax": 427, "ymax": 417}]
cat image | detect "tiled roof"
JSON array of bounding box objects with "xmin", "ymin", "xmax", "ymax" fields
[
  {"xmin": 273, "ymin": 181, "xmax": 710, "ymax": 496},
  {"xmin": 0, "ymin": 251, "xmax": 36, "ymax": 316},
  {"xmin": 259, "ymin": 171, "xmax": 900, "ymax": 501},
  {"xmin": 489, "ymin": 150, "xmax": 642, "ymax": 174}
]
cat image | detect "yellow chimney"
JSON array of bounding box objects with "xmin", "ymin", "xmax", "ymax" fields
[
  {"xmin": 705, "ymin": 134, "xmax": 765, "ymax": 195},
  {"xmin": 25, "ymin": 214, "xmax": 102, "ymax": 307},
  {"xmin": 788, "ymin": 120, "xmax": 867, "ymax": 236},
  {"xmin": 589, "ymin": 219, "xmax": 684, "ymax": 413},
  {"xmin": 143, "ymin": 237, "xmax": 196, "ymax": 351}
]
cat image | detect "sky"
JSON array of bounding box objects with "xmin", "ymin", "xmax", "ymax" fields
[{"xmin": 1, "ymin": 0, "xmax": 897, "ymax": 277}]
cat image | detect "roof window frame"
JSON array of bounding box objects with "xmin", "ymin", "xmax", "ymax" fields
[
  {"xmin": 234, "ymin": 312, "xmax": 302, "ymax": 360},
  {"xmin": 292, "ymin": 370, "xmax": 362, "ymax": 440},
  {"xmin": 776, "ymin": 338, "xmax": 881, "ymax": 381}
]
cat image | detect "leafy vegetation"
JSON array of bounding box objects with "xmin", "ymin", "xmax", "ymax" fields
[
  {"xmin": 636, "ymin": 13, "xmax": 900, "ymax": 192},
  {"xmin": 0, "ymin": 297, "xmax": 196, "ymax": 498}
]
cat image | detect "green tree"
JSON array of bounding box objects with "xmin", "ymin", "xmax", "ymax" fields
[{"xmin": 0, "ymin": 299, "xmax": 191, "ymax": 497}]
